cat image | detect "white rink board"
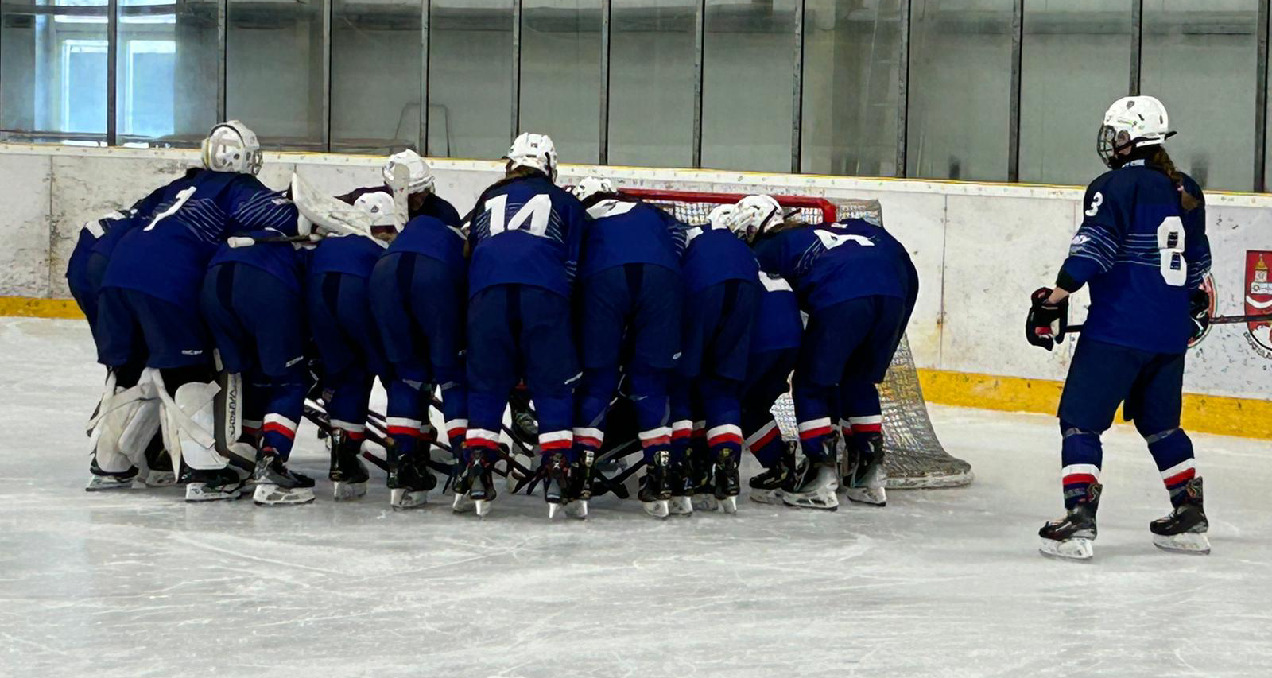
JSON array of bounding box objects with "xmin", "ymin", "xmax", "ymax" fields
[
  {"xmin": 2, "ymin": 316, "xmax": 1271, "ymax": 677},
  {"xmin": 1, "ymin": 143, "xmax": 1269, "ymax": 400}
]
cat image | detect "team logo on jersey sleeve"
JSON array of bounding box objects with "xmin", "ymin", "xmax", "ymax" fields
[{"xmin": 1244, "ymin": 251, "xmax": 1272, "ymax": 358}]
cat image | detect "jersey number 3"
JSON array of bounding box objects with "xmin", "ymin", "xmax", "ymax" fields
[
  {"xmin": 484, "ymin": 194, "xmax": 551, "ymax": 238},
  {"xmin": 1157, "ymin": 216, "xmax": 1187, "ymax": 287}
]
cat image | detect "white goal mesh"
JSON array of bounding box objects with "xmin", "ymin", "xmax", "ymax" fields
[{"xmin": 624, "ymin": 188, "xmax": 973, "ymax": 489}]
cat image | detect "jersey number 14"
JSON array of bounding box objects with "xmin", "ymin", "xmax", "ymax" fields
[
  {"xmin": 1157, "ymin": 217, "xmax": 1186, "ymax": 287},
  {"xmin": 484, "ymin": 194, "xmax": 551, "ymax": 238}
]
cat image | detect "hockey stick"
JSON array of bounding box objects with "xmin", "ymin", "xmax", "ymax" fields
[
  {"xmin": 226, "ymin": 233, "xmax": 323, "ymax": 248},
  {"xmin": 1070, "ymin": 312, "xmax": 1272, "ymax": 333},
  {"xmin": 302, "ymin": 402, "xmax": 456, "ymax": 478}
]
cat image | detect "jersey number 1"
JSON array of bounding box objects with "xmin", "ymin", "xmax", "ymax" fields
[
  {"xmin": 1157, "ymin": 216, "xmax": 1186, "ymax": 287},
  {"xmin": 485, "ymin": 194, "xmax": 551, "ymax": 237}
]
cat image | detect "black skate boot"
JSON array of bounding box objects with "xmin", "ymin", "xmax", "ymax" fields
[
  {"xmin": 714, "ymin": 448, "xmax": 741, "ymax": 514},
  {"xmin": 560, "ymin": 450, "xmax": 593, "ymax": 520},
  {"xmin": 782, "ymin": 453, "xmax": 840, "ymax": 511},
  {"xmin": 1038, "ymin": 482, "xmax": 1101, "ymax": 561},
  {"xmin": 453, "ymin": 454, "xmax": 496, "ymax": 517},
  {"xmin": 1150, "ymin": 477, "xmax": 1210, "ymax": 555},
  {"xmin": 667, "ymin": 454, "xmax": 695, "ymax": 516},
  {"xmin": 142, "ymin": 434, "xmax": 177, "ymax": 487},
  {"xmin": 86, "ymin": 457, "xmax": 139, "ymax": 492},
  {"xmin": 687, "ymin": 444, "xmax": 718, "ymax": 512},
  {"xmin": 252, "ymin": 448, "xmax": 317, "ymax": 506},
  {"xmin": 543, "ymin": 452, "xmax": 581, "ymax": 520},
  {"xmin": 328, "ymin": 430, "xmax": 369, "ymax": 502},
  {"xmin": 638, "ymin": 449, "xmax": 672, "ymax": 519},
  {"xmin": 184, "ymin": 466, "xmax": 245, "ymax": 502},
  {"xmin": 843, "ymin": 432, "xmax": 887, "ymax": 506},
  {"xmin": 749, "ymin": 441, "xmax": 797, "ymax": 505},
  {"xmin": 388, "ymin": 451, "xmax": 437, "ymax": 510}
]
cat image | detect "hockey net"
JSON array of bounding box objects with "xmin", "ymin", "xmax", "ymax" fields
[{"xmin": 624, "ymin": 188, "xmax": 973, "ymax": 489}]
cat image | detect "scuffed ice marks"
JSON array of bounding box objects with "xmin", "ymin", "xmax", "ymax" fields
[{"xmin": 1, "ymin": 317, "xmax": 1272, "ymax": 678}]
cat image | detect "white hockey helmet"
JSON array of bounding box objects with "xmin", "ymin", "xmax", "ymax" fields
[
  {"xmin": 354, "ymin": 191, "xmax": 398, "ymax": 231},
  {"xmin": 505, "ymin": 132, "xmax": 559, "ymax": 181},
  {"xmin": 570, "ymin": 176, "xmax": 614, "ymax": 202},
  {"xmin": 1098, "ymin": 95, "xmax": 1174, "ymax": 168},
  {"xmin": 383, "ymin": 149, "xmax": 434, "ymax": 194},
  {"xmin": 732, "ymin": 194, "xmax": 784, "ymax": 242},
  {"xmin": 201, "ymin": 120, "xmax": 262, "ymax": 176},
  {"xmin": 708, "ymin": 203, "xmax": 744, "ymax": 235}
]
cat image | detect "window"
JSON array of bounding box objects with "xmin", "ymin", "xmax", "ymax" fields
[
  {"xmin": 115, "ymin": 0, "xmax": 214, "ymax": 146},
  {"xmin": 608, "ymin": 0, "xmax": 696, "ymax": 168},
  {"xmin": 801, "ymin": 0, "xmax": 903, "ymax": 176},
  {"xmin": 701, "ymin": 0, "xmax": 797, "ymax": 172},
  {"xmin": 331, "ymin": 0, "xmax": 421, "ymax": 154},
  {"xmin": 1, "ymin": 0, "xmax": 109, "ymax": 140},
  {"xmin": 520, "ymin": 0, "xmax": 602, "ymax": 163},
  {"xmin": 907, "ymin": 0, "xmax": 1014, "ymax": 181},
  {"xmin": 226, "ymin": 0, "xmax": 326, "ymax": 149},
  {"xmin": 429, "ymin": 0, "xmax": 515, "ymax": 159},
  {"xmin": 1141, "ymin": 0, "xmax": 1260, "ymax": 191}
]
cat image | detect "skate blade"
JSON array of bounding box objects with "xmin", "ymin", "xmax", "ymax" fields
[
  {"xmin": 719, "ymin": 495, "xmax": 738, "ymax": 514},
  {"xmin": 1039, "ymin": 537, "xmax": 1094, "ymax": 561},
  {"xmin": 782, "ymin": 492, "xmax": 840, "ymax": 511},
  {"xmin": 474, "ymin": 498, "xmax": 492, "ymax": 518},
  {"xmin": 451, "ymin": 493, "xmax": 475, "ymax": 514},
  {"xmin": 548, "ymin": 502, "xmax": 562, "ymax": 520},
  {"xmin": 565, "ymin": 500, "xmax": 588, "ymax": 520},
  {"xmin": 642, "ymin": 499, "xmax": 670, "ymax": 519},
  {"xmin": 669, "ymin": 496, "xmax": 694, "ymax": 516},
  {"xmin": 844, "ymin": 486, "xmax": 887, "ymax": 506},
  {"xmin": 144, "ymin": 471, "xmax": 177, "ymax": 488},
  {"xmin": 85, "ymin": 477, "xmax": 135, "ymax": 492},
  {"xmin": 390, "ymin": 488, "xmax": 428, "ymax": 510},
  {"xmin": 1153, "ymin": 532, "xmax": 1211, "ymax": 555},
  {"xmin": 184, "ymin": 483, "xmax": 242, "ymax": 502},
  {"xmin": 332, "ymin": 481, "xmax": 367, "ymax": 502},
  {"xmin": 253, "ymin": 483, "xmax": 316, "ymax": 506},
  {"xmin": 748, "ymin": 489, "xmax": 784, "ymax": 505},
  {"xmin": 691, "ymin": 494, "xmax": 719, "ymax": 512}
]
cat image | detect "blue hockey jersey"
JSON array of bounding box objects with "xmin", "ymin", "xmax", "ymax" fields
[
  {"xmin": 1059, "ymin": 161, "xmax": 1210, "ymax": 354},
  {"xmin": 752, "ymin": 272, "xmax": 803, "ymax": 353},
  {"xmin": 466, "ymin": 174, "xmax": 587, "ymax": 299},
  {"xmin": 309, "ymin": 234, "xmax": 384, "ymax": 280},
  {"xmin": 209, "ymin": 230, "xmax": 307, "ymax": 295},
  {"xmin": 386, "ymin": 215, "xmax": 467, "ymax": 272},
  {"xmin": 578, "ymin": 198, "xmax": 685, "ymax": 279},
  {"xmin": 681, "ymin": 223, "xmax": 759, "ymax": 294},
  {"xmin": 752, "ymin": 219, "xmax": 914, "ymax": 312},
  {"xmin": 338, "ymin": 186, "xmax": 463, "ymax": 229},
  {"xmin": 102, "ymin": 169, "xmax": 298, "ymax": 306}
]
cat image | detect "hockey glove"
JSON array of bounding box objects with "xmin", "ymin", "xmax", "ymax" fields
[
  {"xmin": 1188, "ymin": 286, "xmax": 1211, "ymax": 343},
  {"xmin": 1026, "ymin": 287, "xmax": 1068, "ymax": 351}
]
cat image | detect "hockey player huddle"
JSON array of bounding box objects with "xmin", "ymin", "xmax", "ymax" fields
[{"xmin": 69, "ymin": 123, "xmax": 916, "ymax": 521}]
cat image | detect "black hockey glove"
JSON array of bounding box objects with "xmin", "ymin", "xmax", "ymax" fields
[
  {"xmin": 1188, "ymin": 286, "xmax": 1211, "ymax": 343},
  {"xmin": 1026, "ymin": 287, "xmax": 1068, "ymax": 351}
]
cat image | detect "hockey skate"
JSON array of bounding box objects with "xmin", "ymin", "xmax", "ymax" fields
[
  {"xmin": 1039, "ymin": 483, "xmax": 1100, "ymax": 561},
  {"xmin": 714, "ymin": 449, "xmax": 741, "ymax": 514},
  {"xmin": 749, "ymin": 442, "xmax": 798, "ymax": 505},
  {"xmin": 142, "ymin": 437, "xmax": 177, "ymax": 487},
  {"xmin": 252, "ymin": 449, "xmax": 316, "ymax": 506},
  {"xmin": 843, "ymin": 433, "xmax": 887, "ymax": 506},
  {"xmin": 667, "ymin": 456, "xmax": 695, "ymax": 516},
  {"xmin": 561, "ymin": 451, "xmax": 594, "ymax": 520},
  {"xmin": 638, "ymin": 450, "xmax": 672, "ymax": 519},
  {"xmin": 782, "ymin": 457, "xmax": 840, "ymax": 511},
  {"xmin": 1150, "ymin": 478, "xmax": 1210, "ymax": 555},
  {"xmin": 544, "ymin": 452, "xmax": 587, "ymax": 520},
  {"xmin": 328, "ymin": 430, "xmax": 369, "ymax": 502},
  {"xmin": 184, "ymin": 467, "xmax": 244, "ymax": 502},
  {"xmin": 387, "ymin": 452, "xmax": 436, "ymax": 510},
  {"xmin": 85, "ymin": 458, "xmax": 137, "ymax": 492},
  {"xmin": 453, "ymin": 455, "xmax": 496, "ymax": 517},
  {"xmin": 688, "ymin": 449, "xmax": 719, "ymax": 512}
]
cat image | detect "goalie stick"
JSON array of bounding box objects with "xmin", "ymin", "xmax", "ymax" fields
[
  {"xmin": 227, "ymin": 233, "xmax": 323, "ymax": 248},
  {"xmin": 1070, "ymin": 312, "xmax": 1272, "ymax": 333}
]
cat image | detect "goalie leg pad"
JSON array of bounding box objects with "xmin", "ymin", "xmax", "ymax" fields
[
  {"xmin": 91, "ymin": 372, "xmax": 161, "ymax": 474},
  {"xmin": 152, "ymin": 369, "xmax": 224, "ymax": 471}
]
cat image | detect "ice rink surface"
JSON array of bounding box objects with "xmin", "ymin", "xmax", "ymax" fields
[{"xmin": 1, "ymin": 317, "xmax": 1269, "ymax": 678}]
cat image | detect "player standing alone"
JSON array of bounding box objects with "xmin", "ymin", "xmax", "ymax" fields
[{"xmin": 1028, "ymin": 95, "xmax": 1213, "ymax": 560}]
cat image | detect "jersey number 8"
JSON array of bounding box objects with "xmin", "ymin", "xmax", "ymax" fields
[
  {"xmin": 1157, "ymin": 216, "xmax": 1186, "ymax": 287},
  {"xmin": 484, "ymin": 194, "xmax": 552, "ymax": 238}
]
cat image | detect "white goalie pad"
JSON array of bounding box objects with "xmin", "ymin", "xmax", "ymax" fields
[
  {"xmin": 291, "ymin": 171, "xmax": 375, "ymax": 238},
  {"xmin": 151, "ymin": 370, "xmax": 224, "ymax": 471},
  {"xmin": 90, "ymin": 371, "xmax": 161, "ymax": 474}
]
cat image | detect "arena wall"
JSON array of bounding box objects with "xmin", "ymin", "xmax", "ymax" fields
[{"xmin": 1, "ymin": 143, "xmax": 1268, "ymax": 438}]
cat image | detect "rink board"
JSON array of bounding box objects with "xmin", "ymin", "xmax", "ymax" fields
[{"xmin": 0, "ymin": 143, "xmax": 1267, "ymax": 437}]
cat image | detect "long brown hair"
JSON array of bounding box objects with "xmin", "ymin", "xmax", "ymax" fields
[{"xmin": 1149, "ymin": 147, "xmax": 1200, "ymax": 212}]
